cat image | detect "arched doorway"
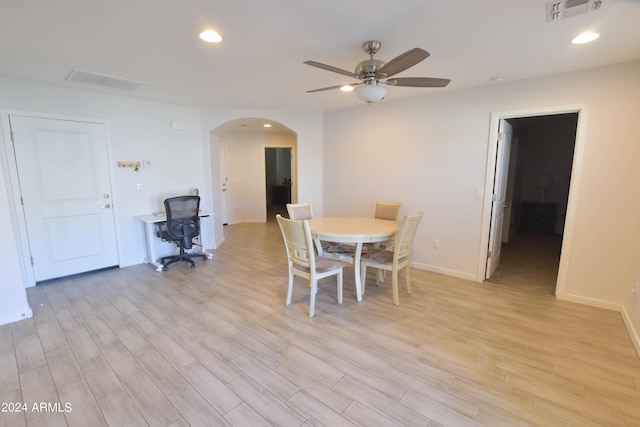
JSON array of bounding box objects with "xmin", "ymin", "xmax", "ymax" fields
[{"xmin": 209, "ymin": 118, "xmax": 297, "ymax": 228}]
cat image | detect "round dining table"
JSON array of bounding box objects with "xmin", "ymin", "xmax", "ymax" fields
[{"xmin": 308, "ymin": 217, "xmax": 398, "ymax": 301}]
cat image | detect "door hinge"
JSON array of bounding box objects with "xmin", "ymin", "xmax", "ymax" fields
[
  {"xmin": 20, "ymin": 196, "xmax": 24, "ymax": 206},
  {"xmin": 492, "ymin": 193, "xmax": 498, "ymax": 201},
  {"xmin": 10, "ymin": 130, "xmax": 15, "ymax": 142},
  {"xmin": 30, "ymin": 256, "xmax": 34, "ymax": 266},
  {"xmin": 487, "ymin": 250, "xmax": 492, "ymax": 258},
  {"xmin": 497, "ymin": 132, "xmax": 504, "ymax": 142}
]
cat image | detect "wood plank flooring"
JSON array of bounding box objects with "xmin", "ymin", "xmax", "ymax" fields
[{"xmin": 2, "ymin": 220, "xmax": 640, "ymax": 426}]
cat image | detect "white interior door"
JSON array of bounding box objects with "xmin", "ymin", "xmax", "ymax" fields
[
  {"xmin": 501, "ymin": 136, "xmax": 520, "ymax": 243},
  {"xmin": 10, "ymin": 115, "xmax": 118, "ymax": 282},
  {"xmin": 219, "ymin": 144, "xmax": 229, "ymax": 225},
  {"xmin": 486, "ymin": 119, "xmax": 513, "ymax": 279}
]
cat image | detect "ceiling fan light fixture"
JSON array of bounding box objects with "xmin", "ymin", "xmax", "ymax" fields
[
  {"xmin": 355, "ymin": 84, "xmax": 387, "ymax": 104},
  {"xmin": 199, "ymin": 29, "xmax": 222, "ymax": 43},
  {"xmin": 340, "ymin": 85, "xmax": 354, "ymax": 92}
]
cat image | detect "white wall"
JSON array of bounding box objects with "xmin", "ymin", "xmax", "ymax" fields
[{"xmin": 324, "ymin": 62, "xmax": 640, "ymax": 340}]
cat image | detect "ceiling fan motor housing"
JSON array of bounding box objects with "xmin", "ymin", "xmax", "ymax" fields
[{"xmin": 355, "ymin": 59, "xmax": 386, "ymax": 81}]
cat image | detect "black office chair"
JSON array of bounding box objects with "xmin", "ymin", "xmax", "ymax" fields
[{"xmin": 158, "ymin": 196, "xmax": 206, "ymax": 270}]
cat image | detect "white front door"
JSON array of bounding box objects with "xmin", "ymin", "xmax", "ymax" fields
[
  {"xmin": 486, "ymin": 119, "xmax": 513, "ymax": 279},
  {"xmin": 9, "ymin": 115, "xmax": 118, "ymax": 282}
]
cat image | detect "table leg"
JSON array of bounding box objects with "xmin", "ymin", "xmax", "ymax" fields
[{"xmin": 353, "ymin": 242, "xmax": 363, "ymax": 301}]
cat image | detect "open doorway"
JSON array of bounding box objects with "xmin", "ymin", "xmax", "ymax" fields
[
  {"xmin": 210, "ymin": 119, "xmax": 296, "ymax": 226},
  {"xmin": 487, "ymin": 113, "xmax": 578, "ymax": 293},
  {"xmin": 265, "ymin": 147, "xmax": 291, "ymax": 221}
]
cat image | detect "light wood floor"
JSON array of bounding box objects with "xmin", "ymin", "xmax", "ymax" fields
[{"xmin": 2, "ymin": 221, "xmax": 640, "ymax": 427}]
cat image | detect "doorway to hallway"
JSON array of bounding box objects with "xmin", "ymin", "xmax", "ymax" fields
[
  {"xmin": 483, "ymin": 111, "xmax": 579, "ymax": 294},
  {"xmin": 265, "ymin": 147, "xmax": 292, "ymax": 222}
]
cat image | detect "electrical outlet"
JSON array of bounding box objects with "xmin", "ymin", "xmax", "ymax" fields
[
  {"xmin": 433, "ymin": 239, "xmax": 440, "ymax": 249},
  {"xmin": 632, "ymin": 282, "xmax": 640, "ymax": 297}
]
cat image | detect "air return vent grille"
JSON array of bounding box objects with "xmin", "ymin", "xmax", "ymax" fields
[
  {"xmin": 547, "ymin": 0, "xmax": 603, "ymax": 22},
  {"xmin": 66, "ymin": 69, "xmax": 147, "ymax": 91}
]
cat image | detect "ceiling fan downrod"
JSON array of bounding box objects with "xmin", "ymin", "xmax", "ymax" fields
[{"xmin": 356, "ymin": 41, "xmax": 386, "ymax": 81}]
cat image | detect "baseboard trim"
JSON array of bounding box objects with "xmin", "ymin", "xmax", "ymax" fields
[
  {"xmin": 411, "ymin": 262, "xmax": 478, "ymax": 282},
  {"xmin": 556, "ymin": 292, "xmax": 622, "ymax": 311}
]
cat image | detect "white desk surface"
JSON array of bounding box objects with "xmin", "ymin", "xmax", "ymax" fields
[{"xmin": 134, "ymin": 210, "xmax": 212, "ymax": 224}]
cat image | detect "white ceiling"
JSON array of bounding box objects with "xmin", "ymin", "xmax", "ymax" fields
[{"xmin": 1, "ymin": 0, "xmax": 639, "ymax": 112}]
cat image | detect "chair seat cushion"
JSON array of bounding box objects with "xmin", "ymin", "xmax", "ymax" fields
[
  {"xmin": 293, "ymin": 256, "xmax": 344, "ymax": 273},
  {"xmin": 362, "ymin": 249, "xmax": 406, "ymax": 265}
]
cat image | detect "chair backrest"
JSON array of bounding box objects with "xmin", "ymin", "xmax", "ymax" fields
[
  {"xmin": 276, "ymin": 214, "xmax": 316, "ymax": 272},
  {"xmin": 286, "ymin": 202, "xmax": 314, "ymax": 220},
  {"xmin": 374, "ymin": 201, "xmax": 402, "ymax": 222},
  {"xmin": 395, "ymin": 211, "xmax": 423, "ymax": 261},
  {"xmin": 164, "ymin": 196, "xmax": 200, "ymax": 248}
]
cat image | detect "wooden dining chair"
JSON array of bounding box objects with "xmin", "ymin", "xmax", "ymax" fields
[
  {"xmin": 276, "ymin": 214, "xmax": 345, "ymax": 317},
  {"xmin": 286, "ymin": 202, "xmax": 313, "ymax": 220},
  {"xmin": 372, "ymin": 201, "xmax": 402, "ymax": 281},
  {"xmin": 286, "ymin": 202, "xmax": 328, "ymax": 255},
  {"xmin": 374, "ymin": 201, "xmax": 402, "ymax": 222},
  {"xmin": 360, "ymin": 211, "xmax": 423, "ymax": 305}
]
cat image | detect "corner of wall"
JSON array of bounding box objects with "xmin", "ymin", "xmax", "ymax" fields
[
  {"xmin": 620, "ymin": 305, "xmax": 640, "ymax": 360},
  {"xmin": 0, "ymin": 304, "xmax": 32, "ymax": 327}
]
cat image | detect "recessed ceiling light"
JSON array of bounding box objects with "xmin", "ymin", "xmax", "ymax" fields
[
  {"xmin": 340, "ymin": 85, "xmax": 354, "ymax": 92},
  {"xmin": 199, "ymin": 30, "xmax": 222, "ymax": 43},
  {"xmin": 571, "ymin": 31, "xmax": 599, "ymax": 44},
  {"xmin": 263, "ymin": 123, "xmax": 272, "ymax": 128}
]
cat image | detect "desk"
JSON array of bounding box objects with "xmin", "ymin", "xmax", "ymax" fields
[
  {"xmin": 135, "ymin": 211, "xmax": 214, "ymax": 272},
  {"xmin": 308, "ymin": 217, "xmax": 398, "ymax": 301}
]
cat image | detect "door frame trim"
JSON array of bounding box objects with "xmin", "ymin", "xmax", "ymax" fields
[
  {"xmin": 0, "ymin": 110, "xmax": 121, "ymax": 287},
  {"xmin": 478, "ymin": 104, "xmax": 587, "ymax": 299}
]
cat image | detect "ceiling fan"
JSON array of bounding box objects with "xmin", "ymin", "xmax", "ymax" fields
[{"xmin": 304, "ymin": 40, "xmax": 450, "ymax": 104}]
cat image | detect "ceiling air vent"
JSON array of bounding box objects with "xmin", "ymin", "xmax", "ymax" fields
[
  {"xmin": 66, "ymin": 69, "xmax": 147, "ymax": 91},
  {"xmin": 547, "ymin": 0, "xmax": 603, "ymax": 22}
]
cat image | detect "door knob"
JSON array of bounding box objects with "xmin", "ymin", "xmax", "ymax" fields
[{"xmin": 100, "ymin": 204, "xmax": 111, "ymax": 209}]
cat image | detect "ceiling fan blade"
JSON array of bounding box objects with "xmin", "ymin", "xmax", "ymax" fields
[
  {"xmin": 303, "ymin": 61, "xmax": 355, "ymax": 78},
  {"xmin": 388, "ymin": 77, "xmax": 450, "ymax": 88},
  {"xmin": 306, "ymin": 84, "xmax": 357, "ymax": 93},
  {"xmin": 377, "ymin": 48, "xmax": 430, "ymax": 78}
]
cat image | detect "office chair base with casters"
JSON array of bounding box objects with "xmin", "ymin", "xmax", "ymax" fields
[{"xmin": 160, "ymin": 250, "xmax": 206, "ymax": 270}]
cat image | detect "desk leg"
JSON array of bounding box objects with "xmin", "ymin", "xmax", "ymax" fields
[
  {"xmin": 353, "ymin": 242, "xmax": 363, "ymax": 301},
  {"xmin": 143, "ymin": 222, "xmax": 164, "ymax": 272},
  {"xmin": 192, "ymin": 237, "xmax": 214, "ymax": 260}
]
